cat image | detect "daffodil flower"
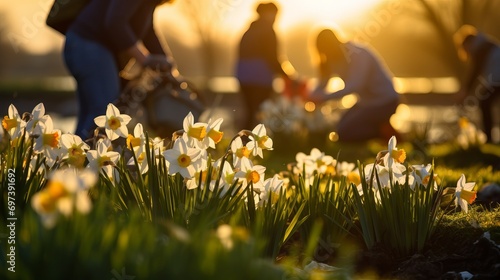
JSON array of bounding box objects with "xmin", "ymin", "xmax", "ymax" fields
[
  {"xmin": 411, "ymin": 164, "xmax": 440, "ymax": 190},
  {"xmin": 294, "ymin": 148, "xmax": 336, "ymax": 184},
  {"xmin": 182, "ymin": 112, "xmax": 208, "ymax": 148},
  {"xmin": 201, "ymin": 117, "xmax": 224, "ymax": 149},
  {"xmin": 163, "ymin": 137, "xmax": 203, "ymax": 179},
  {"xmin": 185, "ymin": 169, "xmax": 209, "ymax": 190},
  {"xmin": 336, "ymin": 161, "xmax": 356, "ymax": 177},
  {"xmin": 310, "ymin": 148, "xmax": 336, "ymax": 175},
  {"xmin": 230, "ymin": 136, "xmax": 252, "ymax": 169},
  {"xmin": 94, "ymin": 103, "xmax": 131, "ymax": 140},
  {"xmin": 457, "ymin": 117, "xmax": 487, "ymax": 149},
  {"xmin": 33, "ymin": 116, "xmax": 62, "ymax": 167},
  {"xmin": 2, "ymin": 104, "xmax": 26, "ymax": 140},
  {"xmin": 246, "ymin": 124, "xmax": 273, "ymax": 158},
  {"xmin": 60, "ymin": 134, "xmax": 90, "ymax": 168},
  {"xmin": 209, "ymin": 158, "xmax": 236, "ymax": 195},
  {"xmin": 259, "ymin": 174, "xmax": 283, "ymax": 206},
  {"xmin": 455, "ymin": 174, "xmax": 476, "ymax": 213},
  {"xmin": 31, "ymin": 168, "xmax": 97, "ymax": 228},
  {"xmin": 234, "ymin": 160, "xmax": 266, "ymax": 193},
  {"xmin": 86, "ymin": 139, "xmax": 120, "ymax": 179},
  {"xmin": 384, "ymin": 136, "xmax": 406, "ymax": 173},
  {"xmin": 126, "ymin": 123, "xmax": 146, "ymax": 152},
  {"xmin": 294, "ymin": 150, "xmax": 315, "ymax": 178},
  {"xmin": 361, "ymin": 162, "xmax": 409, "ymax": 196},
  {"xmin": 127, "ymin": 148, "xmax": 149, "ymax": 174},
  {"xmin": 347, "ymin": 169, "xmax": 361, "ymax": 186},
  {"xmin": 26, "ymin": 103, "xmax": 46, "ymax": 134}
]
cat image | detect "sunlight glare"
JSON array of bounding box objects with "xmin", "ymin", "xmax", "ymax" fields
[
  {"xmin": 326, "ymin": 77, "xmax": 345, "ymax": 93},
  {"xmin": 340, "ymin": 95, "xmax": 358, "ymax": 109},
  {"xmin": 275, "ymin": 0, "xmax": 384, "ymax": 30}
]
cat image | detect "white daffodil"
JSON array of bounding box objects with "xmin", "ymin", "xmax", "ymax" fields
[
  {"xmin": 457, "ymin": 117, "xmax": 487, "ymax": 149},
  {"xmin": 2, "ymin": 104, "xmax": 26, "ymax": 139},
  {"xmin": 230, "ymin": 136, "xmax": 252, "ymax": 170},
  {"xmin": 182, "ymin": 112, "xmax": 208, "ymax": 148},
  {"xmin": 294, "ymin": 148, "xmax": 336, "ymax": 179},
  {"xmin": 209, "ymin": 158, "xmax": 236, "ymax": 195},
  {"xmin": 60, "ymin": 133, "xmax": 90, "ymax": 168},
  {"xmin": 86, "ymin": 139, "xmax": 120, "ymax": 179},
  {"xmin": 246, "ymin": 124, "xmax": 273, "ymax": 158},
  {"xmin": 234, "ymin": 160, "xmax": 266, "ymax": 193},
  {"xmin": 336, "ymin": 161, "xmax": 356, "ymax": 176},
  {"xmin": 411, "ymin": 164, "xmax": 440, "ymax": 190},
  {"xmin": 33, "ymin": 116, "xmax": 62, "ymax": 167},
  {"xmin": 150, "ymin": 137, "xmax": 167, "ymax": 167},
  {"xmin": 362, "ymin": 162, "xmax": 408, "ymax": 193},
  {"xmin": 127, "ymin": 147, "xmax": 149, "ymax": 175},
  {"xmin": 94, "ymin": 103, "xmax": 131, "ymax": 140},
  {"xmin": 31, "ymin": 168, "xmax": 97, "ymax": 228},
  {"xmin": 26, "ymin": 103, "xmax": 46, "ymax": 134},
  {"xmin": 201, "ymin": 117, "xmax": 224, "ymax": 149},
  {"xmin": 294, "ymin": 150, "xmax": 315, "ymax": 178},
  {"xmin": 126, "ymin": 123, "xmax": 146, "ymax": 152},
  {"xmin": 163, "ymin": 137, "xmax": 203, "ymax": 179},
  {"xmin": 336, "ymin": 161, "xmax": 360, "ymax": 186},
  {"xmin": 259, "ymin": 174, "xmax": 283, "ymax": 206},
  {"xmin": 151, "ymin": 137, "xmax": 165, "ymax": 152},
  {"xmin": 185, "ymin": 169, "xmax": 208, "ymax": 190},
  {"xmin": 347, "ymin": 168, "xmax": 361, "ymax": 186},
  {"xmin": 455, "ymin": 174, "xmax": 476, "ymax": 213},
  {"xmin": 383, "ymin": 136, "xmax": 406, "ymax": 174},
  {"xmin": 310, "ymin": 148, "xmax": 336, "ymax": 175}
]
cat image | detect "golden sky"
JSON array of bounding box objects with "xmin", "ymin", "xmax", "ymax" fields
[{"xmin": 1, "ymin": 0, "xmax": 382, "ymax": 54}]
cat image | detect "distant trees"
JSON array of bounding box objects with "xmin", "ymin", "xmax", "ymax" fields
[
  {"xmin": 0, "ymin": 12, "xmax": 14, "ymax": 76},
  {"xmin": 402, "ymin": 0, "xmax": 499, "ymax": 78},
  {"xmin": 176, "ymin": 0, "xmax": 241, "ymax": 88}
]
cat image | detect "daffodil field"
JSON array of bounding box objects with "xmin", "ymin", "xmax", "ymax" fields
[{"xmin": 1, "ymin": 103, "xmax": 499, "ymax": 279}]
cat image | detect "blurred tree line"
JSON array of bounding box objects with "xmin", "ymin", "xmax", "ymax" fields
[{"xmin": 1, "ymin": 0, "xmax": 499, "ymax": 87}]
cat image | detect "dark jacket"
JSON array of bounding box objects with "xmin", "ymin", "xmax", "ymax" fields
[
  {"xmin": 465, "ymin": 33, "xmax": 500, "ymax": 91},
  {"xmin": 69, "ymin": 0, "xmax": 164, "ymax": 55},
  {"xmin": 236, "ymin": 19, "xmax": 286, "ymax": 87}
]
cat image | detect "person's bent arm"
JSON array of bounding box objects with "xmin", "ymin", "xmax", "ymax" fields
[{"xmin": 328, "ymin": 48, "xmax": 371, "ymax": 99}]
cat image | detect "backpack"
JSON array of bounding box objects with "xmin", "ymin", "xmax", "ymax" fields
[{"xmin": 46, "ymin": 0, "xmax": 90, "ymax": 35}]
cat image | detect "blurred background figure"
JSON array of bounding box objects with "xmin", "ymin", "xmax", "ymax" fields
[
  {"xmin": 235, "ymin": 1, "xmax": 296, "ymax": 130},
  {"xmin": 62, "ymin": 0, "xmax": 175, "ymax": 139},
  {"xmin": 308, "ymin": 28, "xmax": 400, "ymax": 142},
  {"xmin": 454, "ymin": 25, "xmax": 500, "ymax": 143}
]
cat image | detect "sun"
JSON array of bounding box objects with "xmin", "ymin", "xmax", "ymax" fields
[
  {"xmin": 274, "ymin": 0, "xmax": 384, "ymax": 30},
  {"xmin": 220, "ymin": 0, "xmax": 384, "ymax": 34}
]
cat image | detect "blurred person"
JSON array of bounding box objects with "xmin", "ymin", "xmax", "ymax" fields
[
  {"xmin": 308, "ymin": 28, "xmax": 400, "ymax": 142},
  {"xmin": 62, "ymin": 0, "xmax": 175, "ymax": 139},
  {"xmin": 454, "ymin": 25, "xmax": 500, "ymax": 143},
  {"xmin": 235, "ymin": 2, "xmax": 296, "ymax": 130}
]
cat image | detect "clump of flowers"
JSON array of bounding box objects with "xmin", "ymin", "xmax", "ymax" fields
[
  {"xmin": 0, "ymin": 101, "xmax": 486, "ymax": 267},
  {"xmin": 31, "ymin": 168, "xmax": 97, "ymax": 228},
  {"xmin": 457, "ymin": 116, "xmax": 487, "ymax": 149}
]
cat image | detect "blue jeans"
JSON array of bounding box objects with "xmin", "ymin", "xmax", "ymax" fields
[{"xmin": 63, "ymin": 31, "xmax": 120, "ymax": 139}]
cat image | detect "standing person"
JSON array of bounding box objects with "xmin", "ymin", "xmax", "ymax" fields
[
  {"xmin": 308, "ymin": 28, "xmax": 400, "ymax": 142},
  {"xmin": 63, "ymin": 0, "xmax": 175, "ymax": 139},
  {"xmin": 236, "ymin": 2, "xmax": 296, "ymax": 130},
  {"xmin": 454, "ymin": 25, "xmax": 500, "ymax": 143}
]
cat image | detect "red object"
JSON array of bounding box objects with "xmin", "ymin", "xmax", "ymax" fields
[
  {"xmin": 380, "ymin": 121, "xmax": 401, "ymax": 142},
  {"xmin": 283, "ymin": 78, "xmax": 308, "ymax": 100}
]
